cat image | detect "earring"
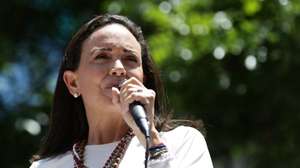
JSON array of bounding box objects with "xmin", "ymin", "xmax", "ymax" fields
[{"xmin": 73, "ymin": 93, "xmax": 80, "ymax": 98}]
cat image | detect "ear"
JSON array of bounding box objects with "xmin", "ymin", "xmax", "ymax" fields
[{"xmin": 63, "ymin": 70, "xmax": 80, "ymax": 97}]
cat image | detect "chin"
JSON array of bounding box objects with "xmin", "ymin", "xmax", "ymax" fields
[{"xmin": 101, "ymin": 91, "xmax": 114, "ymax": 103}]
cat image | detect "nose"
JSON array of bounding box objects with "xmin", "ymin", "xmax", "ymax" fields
[{"xmin": 109, "ymin": 59, "xmax": 126, "ymax": 76}]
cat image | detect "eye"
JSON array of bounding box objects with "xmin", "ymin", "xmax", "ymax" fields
[
  {"xmin": 125, "ymin": 55, "xmax": 138, "ymax": 63},
  {"xmin": 95, "ymin": 53, "xmax": 110, "ymax": 60}
]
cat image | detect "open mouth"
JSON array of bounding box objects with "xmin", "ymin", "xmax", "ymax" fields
[{"xmin": 106, "ymin": 79, "xmax": 127, "ymax": 90}]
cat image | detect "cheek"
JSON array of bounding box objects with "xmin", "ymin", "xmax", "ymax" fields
[
  {"xmin": 129, "ymin": 67, "xmax": 144, "ymax": 82},
  {"xmin": 77, "ymin": 66, "xmax": 108, "ymax": 90},
  {"xmin": 139, "ymin": 70, "xmax": 144, "ymax": 82}
]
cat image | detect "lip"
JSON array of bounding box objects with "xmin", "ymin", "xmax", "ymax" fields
[{"xmin": 105, "ymin": 79, "xmax": 127, "ymax": 89}]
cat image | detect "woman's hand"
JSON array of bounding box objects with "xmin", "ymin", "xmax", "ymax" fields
[{"xmin": 111, "ymin": 77, "xmax": 162, "ymax": 147}]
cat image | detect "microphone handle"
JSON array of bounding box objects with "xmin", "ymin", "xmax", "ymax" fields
[{"xmin": 129, "ymin": 101, "xmax": 150, "ymax": 137}]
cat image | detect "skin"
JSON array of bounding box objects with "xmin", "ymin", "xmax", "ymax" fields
[{"xmin": 63, "ymin": 23, "xmax": 162, "ymax": 147}]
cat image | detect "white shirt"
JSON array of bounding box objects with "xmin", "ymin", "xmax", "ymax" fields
[{"xmin": 30, "ymin": 126, "xmax": 213, "ymax": 168}]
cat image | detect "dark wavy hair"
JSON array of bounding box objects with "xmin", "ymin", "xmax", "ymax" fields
[{"xmin": 32, "ymin": 14, "xmax": 171, "ymax": 161}]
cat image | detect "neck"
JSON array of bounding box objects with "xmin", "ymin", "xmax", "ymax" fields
[{"xmin": 86, "ymin": 110, "xmax": 129, "ymax": 145}]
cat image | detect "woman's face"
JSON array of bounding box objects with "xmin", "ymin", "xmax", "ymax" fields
[{"xmin": 70, "ymin": 23, "xmax": 144, "ymax": 111}]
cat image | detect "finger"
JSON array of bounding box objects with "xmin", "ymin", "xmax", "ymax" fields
[
  {"xmin": 121, "ymin": 85, "xmax": 143, "ymax": 98},
  {"xmin": 123, "ymin": 91, "xmax": 153, "ymax": 106},
  {"xmin": 120, "ymin": 84, "xmax": 143, "ymax": 99},
  {"xmin": 120, "ymin": 77, "xmax": 145, "ymax": 92},
  {"xmin": 120, "ymin": 83, "xmax": 135, "ymax": 97},
  {"xmin": 128, "ymin": 77, "xmax": 144, "ymax": 86},
  {"xmin": 111, "ymin": 87, "xmax": 120, "ymax": 105}
]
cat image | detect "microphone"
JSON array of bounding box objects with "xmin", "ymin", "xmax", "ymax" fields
[
  {"xmin": 118, "ymin": 79, "xmax": 150, "ymax": 138},
  {"xmin": 129, "ymin": 101, "xmax": 151, "ymax": 168},
  {"xmin": 129, "ymin": 101, "xmax": 150, "ymax": 138}
]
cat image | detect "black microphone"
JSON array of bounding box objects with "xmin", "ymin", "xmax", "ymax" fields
[{"xmin": 129, "ymin": 101, "xmax": 150, "ymax": 138}]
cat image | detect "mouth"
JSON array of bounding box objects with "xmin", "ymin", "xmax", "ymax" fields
[{"xmin": 106, "ymin": 79, "xmax": 127, "ymax": 90}]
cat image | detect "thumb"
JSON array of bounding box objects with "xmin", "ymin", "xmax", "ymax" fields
[{"xmin": 111, "ymin": 87, "xmax": 120, "ymax": 105}]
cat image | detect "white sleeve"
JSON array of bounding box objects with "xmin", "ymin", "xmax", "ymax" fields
[{"xmin": 149, "ymin": 126, "xmax": 214, "ymax": 168}]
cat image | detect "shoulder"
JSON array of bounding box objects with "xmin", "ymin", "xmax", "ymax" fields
[
  {"xmin": 160, "ymin": 126, "xmax": 208, "ymax": 153},
  {"xmin": 159, "ymin": 126, "xmax": 214, "ymax": 167},
  {"xmin": 29, "ymin": 151, "xmax": 73, "ymax": 168},
  {"xmin": 162, "ymin": 126, "xmax": 205, "ymax": 142}
]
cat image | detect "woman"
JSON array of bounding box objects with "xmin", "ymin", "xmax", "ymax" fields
[{"xmin": 30, "ymin": 14, "xmax": 213, "ymax": 168}]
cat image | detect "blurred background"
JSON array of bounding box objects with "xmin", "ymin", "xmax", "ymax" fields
[{"xmin": 0, "ymin": 0, "xmax": 299, "ymax": 167}]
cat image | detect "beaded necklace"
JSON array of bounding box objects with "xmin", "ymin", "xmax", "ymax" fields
[{"xmin": 72, "ymin": 131, "xmax": 134, "ymax": 168}]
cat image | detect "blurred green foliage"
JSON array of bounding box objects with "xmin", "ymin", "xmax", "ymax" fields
[{"xmin": 0, "ymin": 0, "xmax": 299, "ymax": 167}]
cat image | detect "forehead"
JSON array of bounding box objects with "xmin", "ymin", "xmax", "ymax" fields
[{"xmin": 82, "ymin": 23, "xmax": 141, "ymax": 52}]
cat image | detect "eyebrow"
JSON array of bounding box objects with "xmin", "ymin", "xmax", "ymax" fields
[
  {"xmin": 90, "ymin": 47, "xmax": 112, "ymax": 55},
  {"xmin": 90, "ymin": 47, "xmax": 138, "ymax": 55},
  {"xmin": 123, "ymin": 48, "xmax": 138, "ymax": 55}
]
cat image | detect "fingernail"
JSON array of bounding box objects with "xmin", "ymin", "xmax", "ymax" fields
[{"xmin": 112, "ymin": 86, "xmax": 118, "ymax": 91}]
